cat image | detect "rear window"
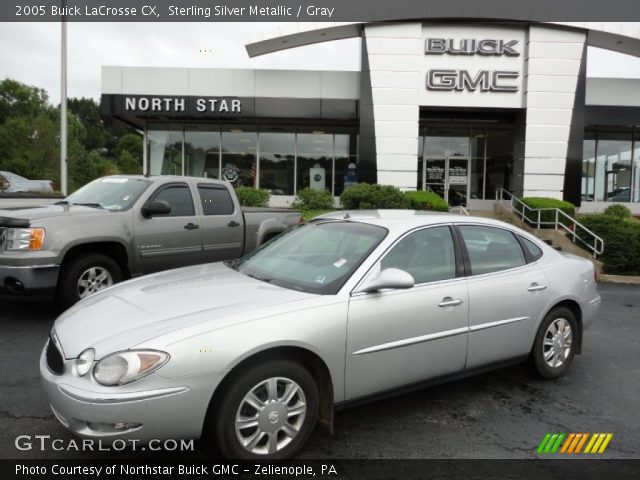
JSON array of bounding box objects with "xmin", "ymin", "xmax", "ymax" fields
[
  {"xmin": 198, "ymin": 185, "xmax": 234, "ymax": 215},
  {"xmin": 459, "ymin": 225, "xmax": 526, "ymax": 275}
]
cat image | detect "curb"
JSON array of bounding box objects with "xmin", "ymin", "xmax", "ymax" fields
[{"xmin": 599, "ymin": 274, "xmax": 640, "ymax": 285}]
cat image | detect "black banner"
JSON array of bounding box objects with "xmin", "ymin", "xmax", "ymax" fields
[
  {"xmin": 4, "ymin": 459, "xmax": 640, "ymax": 480},
  {"xmin": 4, "ymin": 0, "xmax": 640, "ymax": 22}
]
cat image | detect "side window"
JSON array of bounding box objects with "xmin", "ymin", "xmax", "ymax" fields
[
  {"xmin": 198, "ymin": 186, "xmax": 234, "ymax": 215},
  {"xmin": 459, "ymin": 225, "xmax": 526, "ymax": 275},
  {"xmin": 380, "ymin": 226, "xmax": 456, "ymax": 284},
  {"xmin": 152, "ymin": 185, "xmax": 195, "ymax": 217},
  {"xmin": 520, "ymin": 236, "xmax": 544, "ymax": 261}
]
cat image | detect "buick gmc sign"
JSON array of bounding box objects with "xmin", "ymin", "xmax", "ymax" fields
[{"xmin": 425, "ymin": 37, "xmax": 520, "ymax": 93}]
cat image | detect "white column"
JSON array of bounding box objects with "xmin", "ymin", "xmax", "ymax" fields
[
  {"xmin": 522, "ymin": 26, "xmax": 586, "ymax": 199},
  {"xmin": 364, "ymin": 23, "xmax": 422, "ymax": 191}
]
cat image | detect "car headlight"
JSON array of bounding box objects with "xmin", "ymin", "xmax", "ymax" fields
[
  {"xmin": 5, "ymin": 228, "xmax": 45, "ymax": 251},
  {"xmin": 76, "ymin": 348, "xmax": 95, "ymax": 376},
  {"xmin": 93, "ymin": 350, "xmax": 169, "ymax": 386}
]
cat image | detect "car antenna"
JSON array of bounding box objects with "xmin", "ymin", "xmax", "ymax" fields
[{"xmin": 344, "ymin": 212, "xmax": 350, "ymax": 219}]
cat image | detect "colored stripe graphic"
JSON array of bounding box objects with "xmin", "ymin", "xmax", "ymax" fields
[{"xmin": 539, "ymin": 433, "xmax": 613, "ymax": 454}]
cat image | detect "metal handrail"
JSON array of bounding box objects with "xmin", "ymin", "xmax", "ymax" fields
[
  {"xmin": 450, "ymin": 205, "xmax": 470, "ymax": 216},
  {"xmin": 495, "ymin": 188, "xmax": 604, "ymax": 258}
]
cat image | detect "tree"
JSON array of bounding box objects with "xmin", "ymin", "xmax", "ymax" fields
[
  {"xmin": 68, "ymin": 97, "xmax": 109, "ymax": 151},
  {"xmin": 0, "ymin": 78, "xmax": 51, "ymax": 124}
]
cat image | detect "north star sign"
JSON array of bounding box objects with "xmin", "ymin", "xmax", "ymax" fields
[
  {"xmin": 123, "ymin": 96, "xmax": 242, "ymax": 114},
  {"xmin": 425, "ymin": 38, "xmax": 520, "ymax": 93}
]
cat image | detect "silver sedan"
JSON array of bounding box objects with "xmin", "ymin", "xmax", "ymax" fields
[{"xmin": 40, "ymin": 210, "xmax": 601, "ymax": 459}]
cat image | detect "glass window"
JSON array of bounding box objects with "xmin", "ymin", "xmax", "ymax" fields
[
  {"xmin": 259, "ymin": 129, "xmax": 295, "ymax": 195},
  {"xmin": 151, "ymin": 185, "xmax": 195, "ymax": 217},
  {"xmin": 381, "ymin": 226, "xmax": 456, "ymax": 284},
  {"xmin": 221, "ymin": 125, "xmax": 257, "ymax": 188},
  {"xmin": 582, "ymin": 133, "xmax": 597, "ymax": 202},
  {"xmin": 185, "ymin": 125, "xmax": 221, "ymax": 179},
  {"xmin": 148, "ymin": 124, "xmax": 183, "ymax": 176},
  {"xmin": 198, "ymin": 186, "xmax": 234, "ymax": 215},
  {"xmin": 297, "ymin": 131, "xmax": 333, "ymax": 194},
  {"xmin": 594, "ymin": 132, "xmax": 632, "ymax": 202},
  {"xmin": 520, "ymin": 236, "xmax": 543, "ymax": 261},
  {"xmin": 635, "ymin": 133, "xmax": 640, "ymax": 203},
  {"xmin": 424, "ymin": 127, "xmax": 470, "ymax": 157},
  {"xmin": 484, "ymin": 128, "xmax": 514, "ymax": 198},
  {"xmin": 459, "ymin": 226, "xmax": 525, "ymax": 275},
  {"xmin": 230, "ymin": 221, "xmax": 387, "ymax": 295},
  {"xmin": 65, "ymin": 177, "xmax": 151, "ymax": 211},
  {"xmin": 470, "ymin": 128, "xmax": 486, "ymax": 200}
]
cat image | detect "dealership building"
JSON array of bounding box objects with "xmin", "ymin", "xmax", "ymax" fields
[{"xmin": 100, "ymin": 21, "xmax": 640, "ymax": 211}]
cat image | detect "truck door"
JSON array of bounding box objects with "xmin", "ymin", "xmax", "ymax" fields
[
  {"xmin": 196, "ymin": 183, "xmax": 244, "ymax": 262},
  {"xmin": 134, "ymin": 182, "xmax": 203, "ymax": 274}
]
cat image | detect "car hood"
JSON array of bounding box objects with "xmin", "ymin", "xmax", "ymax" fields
[
  {"xmin": 0, "ymin": 204, "xmax": 109, "ymax": 224},
  {"xmin": 53, "ymin": 263, "xmax": 315, "ymax": 358}
]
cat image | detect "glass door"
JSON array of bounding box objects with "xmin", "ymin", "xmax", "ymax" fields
[
  {"xmin": 424, "ymin": 157, "xmax": 447, "ymax": 201},
  {"xmin": 422, "ymin": 157, "xmax": 470, "ymax": 207},
  {"xmin": 447, "ymin": 157, "xmax": 470, "ymax": 207}
]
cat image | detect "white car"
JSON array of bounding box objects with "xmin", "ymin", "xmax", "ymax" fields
[{"xmin": 0, "ymin": 171, "xmax": 53, "ymax": 193}]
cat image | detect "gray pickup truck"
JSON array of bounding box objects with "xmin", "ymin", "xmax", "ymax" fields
[{"xmin": 0, "ymin": 175, "xmax": 300, "ymax": 307}]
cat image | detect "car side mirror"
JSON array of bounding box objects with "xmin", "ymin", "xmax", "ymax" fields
[
  {"xmin": 142, "ymin": 200, "xmax": 171, "ymax": 218},
  {"xmin": 358, "ymin": 268, "xmax": 415, "ymax": 293}
]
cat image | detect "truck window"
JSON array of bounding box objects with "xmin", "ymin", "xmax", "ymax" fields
[
  {"xmin": 152, "ymin": 185, "xmax": 195, "ymax": 217},
  {"xmin": 198, "ymin": 185, "xmax": 235, "ymax": 215}
]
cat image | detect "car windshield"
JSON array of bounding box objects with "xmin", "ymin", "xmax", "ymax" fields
[
  {"xmin": 227, "ymin": 220, "xmax": 388, "ymax": 295},
  {"xmin": 64, "ymin": 177, "xmax": 151, "ymax": 211}
]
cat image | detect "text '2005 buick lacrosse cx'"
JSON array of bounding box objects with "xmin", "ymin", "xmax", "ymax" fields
[{"xmin": 40, "ymin": 210, "xmax": 601, "ymax": 459}]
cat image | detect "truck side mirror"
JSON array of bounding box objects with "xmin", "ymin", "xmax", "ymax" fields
[{"xmin": 142, "ymin": 200, "xmax": 171, "ymax": 218}]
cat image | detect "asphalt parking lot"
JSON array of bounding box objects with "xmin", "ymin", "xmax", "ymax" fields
[{"xmin": 0, "ymin": 283, "xmax": 638, "ymax": 460}]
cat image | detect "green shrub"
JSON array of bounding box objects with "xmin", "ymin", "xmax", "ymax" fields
[
  {"xmin": 519, "ymin": 197, "xmax": 576, "ymax": 227},
  {"xmin": 235, "ymin": 186, "xmax": 269, "ymax": 207},
  {"xmin": 604, "ymin": 204, "xmax": 632, "ymax": 219},
  {"xmin": 581, "ymin": 214, "xmax": 640, "ymax": 275},
  {"xmin": 340, "ymin": 183, "xmax": 410, "ymax": 210},
  {"xmin": 292, "ymin": 187, "xmax": 334, "ymax": 210},
  {"xmin": 404, "ymin": 190, "xmax": 449, "ymax": 212}
]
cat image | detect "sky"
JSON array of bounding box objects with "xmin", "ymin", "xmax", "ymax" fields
[{"xmin": 1, "ymin": 22, "xmax": 640, "ymax": 105}]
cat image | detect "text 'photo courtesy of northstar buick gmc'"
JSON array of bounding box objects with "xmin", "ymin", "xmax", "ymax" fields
[{"xmin": 39, "ymin": 210, "xmax": 601, "ymax": 459}]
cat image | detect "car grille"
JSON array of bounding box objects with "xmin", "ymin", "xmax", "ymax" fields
[{"xmin": 46, "ymin": 336, "xmax": 65, "ymax": 375}]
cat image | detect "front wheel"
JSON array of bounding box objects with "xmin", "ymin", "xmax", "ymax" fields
[
  {"xmin": 57, "ymin": 253, "xmax": 122, "ymax": 309},
  {"xmin": 211, "ymin": 360, "xmax": 319, "ymax": 459},
  {"xmin": 529, "ymin": 307, "xmax": 577, "ymax": 379}
]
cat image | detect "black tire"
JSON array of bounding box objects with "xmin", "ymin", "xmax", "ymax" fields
[
  {"xmin": 57, "ymin": 253, "xmax": 123, "ymax": 309},
  {"xmin": 529, "ymin": 307, "xmax": 578, "ymax": 379},
  {"xmin": 211, "ymin": 360, "xmax": 319, "ymax": 460}
]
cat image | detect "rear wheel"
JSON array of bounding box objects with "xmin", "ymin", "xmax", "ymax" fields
[
  {"xmin": 211, "ymin": 360, "xmax": 318, "ymax": 459},
  {"xmin": 57, "ymin": 253, "xmax": 122, "ymax": 309},
  {"xmin": 529, "ymin": 307, "xmax": 577, "ymax": 379}
]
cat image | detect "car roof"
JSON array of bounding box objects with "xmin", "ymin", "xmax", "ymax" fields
[
  {"xmin": 101, "ymin": 175, "xmax": 227, "ymax": 186},
  {"xmin": 314, "ymin": 209, "xmax": 530, "ymax": 236}
]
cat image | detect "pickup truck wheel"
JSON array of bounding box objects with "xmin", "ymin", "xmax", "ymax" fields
[
  {"xmin": 57, "ymin": 253, "xmax": 122, "ymax": 308},
  {"xmin": 212, "ymin": 360, "xmax": 319, "ymax": 459}
]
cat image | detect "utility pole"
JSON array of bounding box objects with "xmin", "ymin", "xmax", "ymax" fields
[{"xmin": 60, "ymin": 0, "xmax": 68, "ymax": 195}]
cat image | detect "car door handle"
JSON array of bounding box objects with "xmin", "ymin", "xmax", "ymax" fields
[
  {"xmin": 228, "ymin": 221, "xmax": 241, "ymax": 227},
  {"xmin": 438, "ymin": 297, "xmax": 462, "ymax": 308},
  {"xmin": 184, "ymin": 223, "xmax": 199, "ymax": 230},
  {"xmin": 528, "ymin": 283, "xmax": 548, "ymax": 292}
]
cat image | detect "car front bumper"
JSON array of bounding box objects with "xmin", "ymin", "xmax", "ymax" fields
[
  {"xmin": 0, "ymin": 263, "xmax": 59, "ymax": 298},
  {"xmin": 39, "ymin": 344, "xmax": 223, "ymax": 443}
]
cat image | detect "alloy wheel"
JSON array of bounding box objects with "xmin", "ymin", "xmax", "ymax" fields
[
  {"xmin": 542, "ymin": 317, "xmax": 573, "ymax": 368},
  {"xmin": 234, "ymin": 377, "xmax": 307, "ymax": 455}
]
